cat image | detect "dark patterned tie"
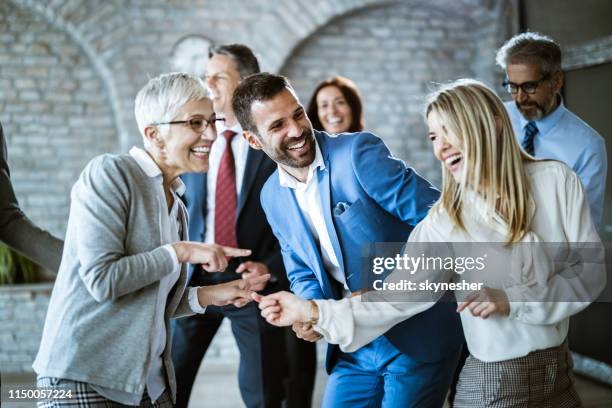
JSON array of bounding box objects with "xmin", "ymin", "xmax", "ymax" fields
[
  {"xmin": 214, "ymin": 130, "xmax": 238, "ymax": 248},
  {"xmin": 522, "ymin": 121, "xmax": 538, "ymax": 156}
]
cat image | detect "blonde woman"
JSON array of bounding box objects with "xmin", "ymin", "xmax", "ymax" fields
[{"xmin": 256, "ymin": 79, "xmax": 605, "ymax": 407}]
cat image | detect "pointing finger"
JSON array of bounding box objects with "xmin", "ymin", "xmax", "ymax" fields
[{"xmin": 220, "ymin": 246, "xmax": 252, "ymax": 257}]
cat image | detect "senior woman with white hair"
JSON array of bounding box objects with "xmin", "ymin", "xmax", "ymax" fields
[{"xmin": 33, "ymin": 72, "xmax": 268, "ymax": 407}]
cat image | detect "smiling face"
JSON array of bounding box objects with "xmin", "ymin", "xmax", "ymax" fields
[
  {"xmin": 205, "ymin": 54, "xmax": 242, "ymax": 121},
  {"xmin": 316, "ymin": 85, "xmax": 353, "ymax": 134},
  {"xmin": 506, "ymin": 63, "xmax": 562, "ymax": 121},
  {"xmin": 427, "ymin": 110, "xmax": 464, "ymax": 183},
  {"xmin": 147, "ymin": 98, "xmax": 217, "ymax": 179},
  {"xmin": 245, "ymin": 88, "xmax": 315, "ymax": 177}
]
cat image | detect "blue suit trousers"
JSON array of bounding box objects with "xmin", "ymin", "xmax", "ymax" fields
[{"xmin": 322, "ymin": 336, "xmax": 461, "ymax": 408}]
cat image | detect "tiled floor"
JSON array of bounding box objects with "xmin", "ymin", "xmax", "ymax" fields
[{"xmin": 3, "ymin": 365, "xmax": 612, "ymax": 407}]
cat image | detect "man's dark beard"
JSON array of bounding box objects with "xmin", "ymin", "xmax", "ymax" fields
[{"xmin": 280, "ymin": 130, "xmax": 316, "ymax": 168}]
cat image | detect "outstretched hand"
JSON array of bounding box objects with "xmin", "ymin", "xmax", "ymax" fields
[
  {"xmin": 252, "ymin": 291, "xmax": 311, "ymax": 327},
  {"xmin": 173, "ymin": 242, "xmax": 251, "ymax": 272},
  {"xmin": 198, "ymin": 273, "xmax": 271, "ymax": 308},
  {"xmin": 236, "ymin": 261, "xmax": 271, "ymax": 290}
]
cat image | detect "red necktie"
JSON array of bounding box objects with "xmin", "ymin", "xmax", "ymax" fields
[{"xmin": 214, "ymin": 130, "xmax": 238, "ymax": 248}]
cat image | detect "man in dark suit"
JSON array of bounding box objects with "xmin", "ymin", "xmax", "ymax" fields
[
  {"xmin": 0, "ymin": 121, "xmax": 63, "ymax": 272},
  {"xmin": 171, "ymin": 44, "xmax": 315, "ymax": 408}
]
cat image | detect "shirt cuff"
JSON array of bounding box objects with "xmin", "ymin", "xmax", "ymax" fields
[
  {"xmin": 312, "ymin": 299, "xmax": 330, "ymax": 338},
  {"xmin": 505, "ymin": 286, "xmax": 525, "ymax": 320},
  {"xmin": 188, "ymin": 287, "xmax": 207, "ymax": 314},
  {"xmin": 162, "ymin": 244, "xmax": 181, "ymax": 275}
]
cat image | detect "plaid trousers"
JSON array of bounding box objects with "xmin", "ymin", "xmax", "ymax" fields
[
  {"xmin": 36, "ymin": 377, "xmax": 174, "ymax": 408},
  {"xmin": 453, "ymin": 340, "xmax": 582, "ymax": 408}
]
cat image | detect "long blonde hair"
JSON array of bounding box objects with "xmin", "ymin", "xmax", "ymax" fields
[{"xmin": 425, "ymin": 79, "xmax": 534, "ymax": 243}]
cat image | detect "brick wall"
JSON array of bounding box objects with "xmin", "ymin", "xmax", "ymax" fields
[
  {"xmin": 282, "ymin": 1, "xmax": 509, "ymax": 185},
  {"xmin": 0, "ymin": 284, "xmax": 52, "ymax": 373}
]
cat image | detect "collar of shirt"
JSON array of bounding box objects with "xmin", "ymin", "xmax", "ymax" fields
[
  {"xmin": 518, "ymin": 96, "xmax": 567, "ymax": 138},
  {"xmin": 212, "ymin": 120, "xmax": 247, "ymax": 161},
  {"xmin": 278, "ymin": 138, "xmax": 325, "ymax": 190},
  {"xmin": 129, "ymin": 146, "xmax": 186, "ymax": 196},
  {"xmin": 217, "ymin": 120, "xmax": 243, "ymax": 137}
]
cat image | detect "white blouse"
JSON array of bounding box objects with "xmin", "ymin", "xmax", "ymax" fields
[{"xmin": 313, "ymin": 160, "xmax": 605, "ymax": 362}]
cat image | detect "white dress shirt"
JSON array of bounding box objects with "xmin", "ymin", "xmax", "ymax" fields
[
  {"xmin": 313, "ymin": 160, "xmax": 605, "ymax": 362},
  {"xmin": 90, "ymin": 147, "xmax": 205, "ymax": 404},
  {"xmin": 204, "ymin": 122, "xmax": 249, "ymax": 244},
  {"xmin": 277, "ymin": 141, "xmax": 350, "ymax": 296}
]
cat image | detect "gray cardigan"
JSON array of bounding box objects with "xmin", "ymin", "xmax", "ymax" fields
[{"xmin": 33, "ymin": 153, "xmax": 194, "ymax": 402}]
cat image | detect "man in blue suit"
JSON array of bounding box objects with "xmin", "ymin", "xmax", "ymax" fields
[
  {"xmin": 171, "ymin": 45, "xmax": 291, "ymax": 408},
  {"xmin": 233, "ymin": 72, "xmax": 463, "ymax": 407}
]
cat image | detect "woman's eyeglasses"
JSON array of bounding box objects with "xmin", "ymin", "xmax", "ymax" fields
[{"xmin": 154, "ymin": 115, "xmax": 225, "ymax": 133}]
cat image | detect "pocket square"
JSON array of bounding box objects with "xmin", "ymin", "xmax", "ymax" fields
[{"xmin": 333, "ymin": 201, "xmax": 350, "ymax": 216}]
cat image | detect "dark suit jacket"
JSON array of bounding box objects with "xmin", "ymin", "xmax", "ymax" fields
[
  {"xmin": 0, "ymin": 122, "xmax": 63, "ymax": 272},
  {"xmin": 181, "ymin": 147, "xmax": 287, "ymax": 291}
]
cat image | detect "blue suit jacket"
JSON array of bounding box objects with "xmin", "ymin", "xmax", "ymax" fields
[{"xmin": 261, "ymin": 131, "xmax": 463, "ymax": 372}]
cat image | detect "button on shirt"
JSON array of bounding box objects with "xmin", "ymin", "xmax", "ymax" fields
[
  {"xmin": 90, "ymin": 147, "xmax": 206, "ymax": 405},
  {"xmin": 277, "ymin": 141, "xmax": 351, "ymax": 297},
  {"xmin": 505, "ymin": 99, "xmax": 607, "ymax": 229},
  {"xmin": 204, "ymin": 123, "xmax": 249, "ymax": 244}
]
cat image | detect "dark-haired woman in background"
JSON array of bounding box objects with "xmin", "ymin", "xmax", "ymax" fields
[{"xmin": 306, "ymin": 76, "xmax": 364, "ymax": 134}]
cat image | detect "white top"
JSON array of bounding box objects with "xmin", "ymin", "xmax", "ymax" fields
[
  {"xmin": 204, "ymin": 122, "xmax": 249, "ymax": 244},
  {"xmin": 91, "ymin": 147, "xmax": 205, "ymax": 405},
  {"xmin": 313, "ymin": 160, "xmax": 605, "ymax": 362},
  {"xmin": 277, "ymin": 141, "xmax": 350, "ymax": 295}
]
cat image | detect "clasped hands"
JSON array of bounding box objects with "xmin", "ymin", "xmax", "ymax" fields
[
  {"xmin": 252, "ymin": 291, "xmax": 323, "ymax": 342},
  {"xmin": 172, "ymin": 241, "xmax": 273, "ymax": 309}
]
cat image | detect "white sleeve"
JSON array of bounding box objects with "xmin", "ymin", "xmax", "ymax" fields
[
  {"xmin": 312, "ymin": 218, "xmax": 453, "ymax": 352},
  {"xmin": 188, "ymin": 286, "xmax": 207, "ymax": 313},
  {"xmin": 313, "ymin": 296, "xmax": 436, "ymax": 352},
  {"xmin": 506, "ymin": 171, "xmax": 606, "ymax": 325}
]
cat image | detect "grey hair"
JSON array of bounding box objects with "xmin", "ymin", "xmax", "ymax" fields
[
  {"xmin": 209, "ymin": 44, "xmax": 260, "ymax": 79},
  {"xmin": 496, "ymin": 32, "xmax": 562, "ymax": 75},
  {"xmin": 134, "ymin": 72, "xmax": 209, "ymax": 147}
]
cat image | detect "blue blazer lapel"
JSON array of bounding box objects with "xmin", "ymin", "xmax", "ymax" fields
[
  {"xmin": 237, "ymin": 148, "xmax": 264, "ymax": 218},
  {"xmin": 317, "ymin": 158, "xmax": 346, "ymax": 281},
  {"xmin": 281, "ymin": 185, "xmax": 337, "ymax": 298}
]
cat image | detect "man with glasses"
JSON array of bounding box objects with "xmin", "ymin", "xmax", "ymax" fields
[
  {"xmin": 171, "ymin": 44, "xmax": 293, "ymax": 408},
  {"xmin": 496, "ymin": 32, "xmax": 607, "ymax": 229}
]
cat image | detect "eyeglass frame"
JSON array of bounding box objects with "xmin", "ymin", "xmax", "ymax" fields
[
  {"xmin": 153, "ymin": 114, "xmax": 225, "ymax": 133},
  {"xmin": 502, "ymin": 73, "xmax": 551, "ymax": 95}
]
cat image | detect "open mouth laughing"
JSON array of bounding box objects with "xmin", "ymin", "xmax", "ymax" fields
[
  {"xmin": 444, "ymin": 153, "xmax": 462, "ymax": 172},
  {"xmin": 190, "ymin": 145, "xmax": 211, "ymax": 157}
]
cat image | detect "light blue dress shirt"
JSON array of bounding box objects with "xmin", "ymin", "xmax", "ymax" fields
[{"xmin": 505, "ymin": 99, "xmax": 607, "ymax": 230}]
